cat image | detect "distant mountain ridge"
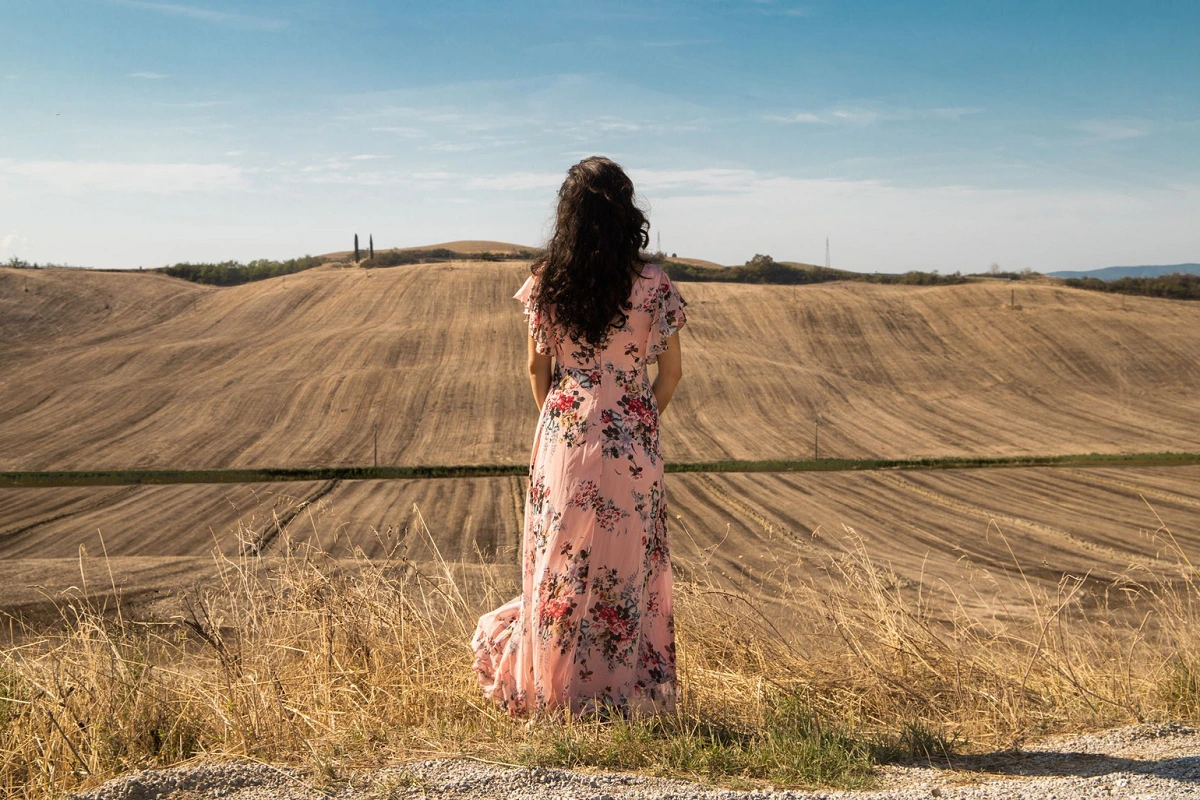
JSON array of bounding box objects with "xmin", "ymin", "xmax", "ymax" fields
[{"xmin": 1048, "ymin": 263, "xmax": 1200, "ymax": 280}]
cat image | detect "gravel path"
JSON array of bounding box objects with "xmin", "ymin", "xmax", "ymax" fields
[{"xmin": 68, "ymin": 723, "xmax": 1200, "ymax": 800}]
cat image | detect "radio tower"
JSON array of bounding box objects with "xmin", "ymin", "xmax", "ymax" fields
[{"xmin": 825, "ymin": 237, "xmax": 830, "ymax": 269}]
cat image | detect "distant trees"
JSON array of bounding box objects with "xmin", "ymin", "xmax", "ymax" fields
[
  {"xmin": 663, "ymin": 254, "xmax": 968, "ymax": 287},
  {"xmin": 1064, "ymin": 273, "xmax": 1200, "ymax": 301},
  {"xmin": 159, "ymin": 255, "xmax": 327, "ymax": 286},
  {"xmin": 159, "ymin": 246, "xmax": 542, "ymax": 286},
  {"xmin": 362, "ymin": 247, "xmax": 537, "ymax": 267},
  {"xmin": 354, "ymin": 234, "xmax": 360, "ymax": 263}
]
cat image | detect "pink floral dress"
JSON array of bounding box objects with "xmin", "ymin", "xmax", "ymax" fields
[{"xmin": 471, "ymin": 263, "xmax": 687, "ymax": 716}]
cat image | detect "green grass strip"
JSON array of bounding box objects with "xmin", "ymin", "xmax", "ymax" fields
[{"xmin": 2, "ymin": 451, "xmax": 1199, "ymax": 488}]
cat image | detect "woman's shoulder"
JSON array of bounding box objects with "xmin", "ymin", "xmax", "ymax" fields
[
  {"xmin": 634, "ymin": 261, "xmax": 670, "ymax": 291},
  {"xmin": 638, "ymin": 261, "xmax": 665, "ymax": 281}
]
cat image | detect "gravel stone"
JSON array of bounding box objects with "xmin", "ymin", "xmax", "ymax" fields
[{"xmin": 68, "ymin": 723, "xmax": 1200, "ymax": 800}]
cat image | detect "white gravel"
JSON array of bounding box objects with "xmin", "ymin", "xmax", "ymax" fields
[{"xmin": 68, "ymin": 722, "xmax": 1200, "ymax": 800}]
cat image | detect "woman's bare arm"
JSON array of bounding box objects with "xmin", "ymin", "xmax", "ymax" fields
[
  {"xmin": 528, "ymin": 335, "xmax": 553, "ymax": 411},
  {"xmin": 652, "ymin": 331, "xmax": 683, "ymax": 414}
]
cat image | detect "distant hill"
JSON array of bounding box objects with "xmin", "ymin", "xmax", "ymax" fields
[{"xmin": 1048, "ymin": 263, "xmax": 1200, "ymax": 280}]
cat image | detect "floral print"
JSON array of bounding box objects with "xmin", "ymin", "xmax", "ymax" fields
[{"xmin": 471, "ymin": 263, "xmax": 687, "ymax": 717}]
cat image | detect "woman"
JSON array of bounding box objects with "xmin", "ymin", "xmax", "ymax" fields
[{"xmin": 471, "ymin": 156, "xmax": 687, "ymax": 717}]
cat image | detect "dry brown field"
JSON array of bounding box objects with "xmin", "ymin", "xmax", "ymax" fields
[
  {"xmin": 2, "ymin": 466, "xmax": 1198, "ymax": 625},
  {"xmin": 4, "ymin": 259, "xmax": 1200, "ymax": 472},
  {"xmin": 2, "ymin": 255, "xmax": 1200, "ymax": 621}
]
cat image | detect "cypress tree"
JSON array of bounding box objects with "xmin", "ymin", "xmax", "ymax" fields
[
  {"xmin": 369, "ymin": 234, "xmax": 374, "ymax": 259},
  {"xmin": 354, "ymin": 234, "xmax": 360, "ymax": 262}
]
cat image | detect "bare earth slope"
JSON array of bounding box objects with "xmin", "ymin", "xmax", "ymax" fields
[{"xmin": 2, "ymin": 262, "xmax": 1200, "ymax": 471}]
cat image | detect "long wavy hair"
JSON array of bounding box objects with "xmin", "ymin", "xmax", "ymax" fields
[{"xmin": 532, "ymin": 156, "xmax": 650, "ymax": 346}]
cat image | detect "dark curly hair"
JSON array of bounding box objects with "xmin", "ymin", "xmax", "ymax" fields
[{"xmin": 532, "ymin": 156, "xmax": 650, "ymax": 346}]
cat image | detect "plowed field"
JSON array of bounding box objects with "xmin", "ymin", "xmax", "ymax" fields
[
  {"xmin": 4, "ymin": 261, "xmax": 1200, "ymax": 472},
  {"xmin": 3, "ymin": 257, "xmax": 1199, "ymax": 621},
  {"xmin": 2, "ymin": 467, "xmax": 1197, "ymax": 622}
]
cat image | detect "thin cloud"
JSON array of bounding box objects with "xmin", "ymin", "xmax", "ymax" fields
[
  {"xmin": 369, "ymin": 126, "xmax": 427, "ymax": 137},
  {"xmin": 633, "ymin": 167, "xmax": 760, "ymax": 193},
  {"xmin": 765, "ymin": 111, "xmax": 826, "ymax": 124},
  {"xmin": 108, "ymin": 0, "xmax": 287, "ymax": 31},
  {"xmin": 830, "ymin": 108, "xmax": 883, "ymax": 125},
  {"xmin": 767, "ymin": 105, "xmax": 981, "ymax": 125},
  {"xmin": 467, "ymin": 172, "xmax": 563, "ymax": 191},
  {"xmin": 350, "ymin": 154, "xmax": 391, "ymax": 161},
  {"xmin": 1077, "ymin": 119, "xmax": 1150, "ymax": 142},
  {"xmin": 129, "ymin": 71, "xmax": 170, "ymax": 79},
  {"xmin": 739, "ymin": 0, "xmax": 812, "ymax": 17},
  {"xmin": 1, "ymin": 232, "xmax": 30, "ymax": 252},
  {"xmin": 0, "ymin": 159, "xmax": 246, "ymax": 193},
  {"xmin": 153, "ymin": 100, "xmax": 231, "ymax": 108},
  {"xmin": 422, "ymin": 142, "xmax": 482, "ymax": 153}
]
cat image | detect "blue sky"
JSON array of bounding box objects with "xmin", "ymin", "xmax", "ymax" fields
[{"xmin": 2, "ymin": 0, "xmax": 1198, "ymax": 272}]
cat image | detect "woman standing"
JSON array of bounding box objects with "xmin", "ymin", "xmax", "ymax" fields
[{"xmin": 471, "ymin": 156, "xmax": 687, "ymax": 717}]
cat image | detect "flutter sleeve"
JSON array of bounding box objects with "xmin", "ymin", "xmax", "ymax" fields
[
  {"xmin": 647, "ymin": 272, "xmax": 687, "ymax": 363},
  {"xmin": 514, "ymin": 274, "xmax": 554, "ymax": 355}
]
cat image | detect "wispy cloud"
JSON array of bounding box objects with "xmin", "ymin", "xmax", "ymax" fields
[
  {"xmin": 108, "ymin": 0, "xmax": 287, "ymax": 31},
  {"xmin": 740, "ymin": 0, "xmax": 812, "ymax": 17},
  {"xmin": 129, "ymin": 71, "xmax": 170, "ymax": 79},
  {"xmin": 1076, "ymin": 119, "xmax": 1150, "ymax": 142},
  {"xmin": 633, "ymin": 167, "xmax": 759, "ymax": 193},
  {"xmin": 350, "ymin": 154, "xmax": 390, "ymax": 160},
  {"xmin": 1, "ymin": 232, "xmax": 30, "ymax": 252},
  {"xmin": 829, "ymin": 108, "xmax": 884, "ymax": 125},
  {"xmin": 767, "ymin": 105, "xmax": 981, "ymax": 126},
  {"xmin": 421, "ymin": 142, "xmax": 482, "ymax": 153},
  {"xmin": 768, "ymin": 111, "xmax": 825, "ymax": 124},
  {"xmin": 0, "ymin": 159, "xmax": 246, "ymax": 193},
  {"xmin": 466, "ymin": 172, "xmax": 562, "ymax": 191},
  {"xmin": 341, "ymin": 105, "xmax": 466, "ymax": 125},
  {"xmin": 369, "ymin": 125, "xmax": 427, "ymax": 137},
  {"xmin": 153, "ymin": 100, "xmax": 230, "ymax": 108},
  {"xmin": 640, "ymin": 168, "xmax": 1200, "ymax": 270}
]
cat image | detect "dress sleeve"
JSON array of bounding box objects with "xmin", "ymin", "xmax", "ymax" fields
[
  {"xmin": 514, "ymin": 274, "xmax": 554, "ymax": 356},
  {"xmin": 647, "ymin": 273, "xmax": 687, "ymax": 364}
]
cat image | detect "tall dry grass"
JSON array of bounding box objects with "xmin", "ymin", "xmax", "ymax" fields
[{"xmin": 1, "ymin": 501, "xmax": 1197, "ymax": 798}]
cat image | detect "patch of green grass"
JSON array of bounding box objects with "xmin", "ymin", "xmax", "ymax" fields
[
  {"xmin": 511, "ymin": 692, "xmax": 889, "ymax": 790},
  {"xmin": 4, "ymin": 451, "xmax": 1199, "ymax": 488}
]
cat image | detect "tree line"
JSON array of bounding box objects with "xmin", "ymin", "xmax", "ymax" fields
[
  {"xmin": 1063, "ymin": 273, "xmax": 1200, "ymax": 301},
  {"xmin": 662, "ymin": 254, "xmax": 968, "ymax": 287},
  {"xmin": 159, "ymin": 256, "xmax": 328, "ymax": 286},
  {"xmin": 158, "ymin": 248, "xmax": 540, "ymax": 286}
]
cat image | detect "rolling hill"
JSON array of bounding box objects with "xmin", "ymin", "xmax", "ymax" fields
[{"xmin": 3, "ymin": 259, "xmax": 1200, "ymax": 472}]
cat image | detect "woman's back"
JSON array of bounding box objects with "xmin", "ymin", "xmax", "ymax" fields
[
  {"xmin": 520, "ymin": 262, "xmax": 684, "ymax": 374},
  {"xmin": 471, "ymin": 157, "xmax": 685, "ymax": 718}
]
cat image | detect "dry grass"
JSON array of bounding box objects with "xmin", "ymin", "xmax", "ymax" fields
[{"xmin": 1, "ymin": 505, "xmax": 1197, "ymax": 799}]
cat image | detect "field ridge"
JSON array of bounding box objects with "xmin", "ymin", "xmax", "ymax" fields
[{"xmin": 4, "ymin": 450, "xmax": 1200, "ymax": 488}]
